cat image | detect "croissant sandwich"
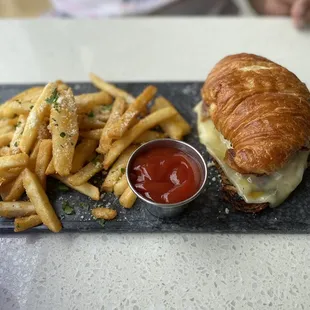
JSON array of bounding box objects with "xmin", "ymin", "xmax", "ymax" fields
[{"xmin": 196, "ymin": 53, "xmax": 310, "ymax": 213}]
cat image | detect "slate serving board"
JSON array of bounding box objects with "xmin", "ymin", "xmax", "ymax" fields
[{"xmin": 1, "ymin": 82, "xmax": 310, "ymax": 233}]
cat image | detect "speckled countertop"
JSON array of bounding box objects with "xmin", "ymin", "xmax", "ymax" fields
[{"xmin": 1, "ymin": 18, "xmax": 310, "ymax": 310}]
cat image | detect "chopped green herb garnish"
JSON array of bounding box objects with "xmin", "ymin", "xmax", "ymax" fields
[
  {"xmin": 92, "ymin": 156, "xmax": 99, "ymax": 164},
  {"xmin": 16, "ymin": 121, "xmax": 21, "ymax": 127},
  {"xmin": 80, "ymin": 202, "xmax": 88, "ymax": 209},
  {"xmin": 46, "ymin": 88, "xmax": 59, "ymax": 104},
  {"xmin": 52, "ymin": 118, "xmax": 57, "ymax": 122},
  {"xmin": 62, "ymin": 201, "xmax": 75, "ymax": 215},
  {"xmin": 91, "ymin": 156, "xmax": 102, "ymax": 168},
  {"xmin": 88, "ymin": 111, "xmax": 94, "ymax": 118},
  {"xmin": 102, "ymin": 104, "xmax": 113, "ymax": 111},
  {"xmin": 97, "ymin": 219, "xmax": 106, "ymax": 228},
  {"xmin": 30, "ymin": 105, "xmax": 34, "ymax": 110},
  {"xmin": 60, "ymin": 132, "xmax": 66, "ymax": 138},
  {"xmin": 17, "ymin": 100, "xmax": 22, "ymax": 105},
  {"xmin": 14, "ymin": 142, "xmax": 18, "ymax": 147},
  {"xmin": 58, "ymin": 184, "xmax": 69, "ymax": 192},
  {"xmin": 120, "ymin": 168, "xmax": 125, "ymax": 174}
]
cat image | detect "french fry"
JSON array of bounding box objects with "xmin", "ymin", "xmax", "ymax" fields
[
  {"xmin": 0, "ymin": 181, "xmax": 14, "ymax": 200},
  {"xmin": 37, "ymin": 118, "xmax": 51, "ymax": 140},
  {"xmin": 10, "ymin": 114, "xmax": 27, "ymax": 154},
  {"xmin": 0, "ymin": 102, "xmax": 31, "ymax": 118},
  {"xmin": 89, "ymin": 73, "xmax": 135, "ymax": 104},
  {"xmin": 107, "ymin": 86, "xmax": 157, "ymax": 139},
  {"xmin": 0, "ymin": 132, "xmax": 13, "ymax": 147},
  {"xmin": 92, "ymin": 207, "xmax": 117, "ymax": 220},
  {"xmin": 103, "ymin": 107, "xmax": 177, "ymax": 169},
  {"xmin": 80, "ymin": 129, "xmax": 102, "ymax": 140},
  {"xmin": 134, "ymin": 130, "xmax": 167, "ymax": 144},
  {"xmin": 14, "ymin": 215, "xmax": 42, "ymax": 232},
  {"xmin": 71, "ymin": 139, "xmax": 98, "ymax": 173},
  {"xmin": 0, "ymin": 167, "xmax": 23, "ymax": 188},
  {"xmin": 3, "ymin": 170, "xmax": 25, "ymax": 202},
  {"xmin": 0, "ymin": 147, "xmax": 11, "ymax": 156},
  {"xmin": 102, "ymin": 145, "xmax": 138, "ymax": 192},
  {"xmin": 151, "ymin": 97, "xmax": 191, "ymax": 140},
  {"xmin": 113, "ymin": 174, "xmax": 128, "ymax": 197},
  {"xmin": 119, "ymin": 187, "xmax": 137, "ymax": 209},
  {"xmin": 97, "ymin": 97, "xmax": 127, "ymax": 154},
  {"xmin": 28, "ymin": 141, "xmax": 41, "ymax": 171},
  {"xmin": 0, "ymin": 126, "xmax": 15, "ymax": 135},
  {"xmin": 78, "ymin": 115, "xmax": 107, "ymax": 130},
  {"xmin": 19, "ymin": 83, "xmax": 56, "ymax": 154},
  {"xmin": 0, "ymin": 118, "xmax": 19, "ymax": 127},
  {"xmin": 0, "ymin": 153, "xmax": 28, "ymax": 169},
  {"xmin": 0, "ymin": 201, "xmax": 36, "ymax": 218},
  {"xmin": 0, "ymin": 87, "xmax": 44, "ymax": 118},
  {"xmin": 52, "ymin": 175, "xmax": 100, "ymax": 201},
  {"xmin": 45, "ymin": 158, "xmax": 56, "ymax": 175},
  {"xmin": 75, "ymin": 91, "xmax": 113, "ymax": 114},
  {"xmin": 35, "ymin": 139, "xmax": 52, "ymax": 189},
  {"xmin": 50, "ymin": 87, "xmax": 78, "ymax": 176},
  {"xmin": 23, "ymin": 169, "xmax": 62, "ymax": 233},
  {"xmin": 67, "ymin": 155, "xmax": 103, "ymax": 186}
]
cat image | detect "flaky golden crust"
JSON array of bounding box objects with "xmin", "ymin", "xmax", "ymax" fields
[{"xmin": 202, "ymin": 53, "xmax": 310, "ymax": 175}]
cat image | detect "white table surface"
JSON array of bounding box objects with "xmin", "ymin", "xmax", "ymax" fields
[{"xmin": 0, "ymin": 18, "xmax": 310, "ymax": 310}]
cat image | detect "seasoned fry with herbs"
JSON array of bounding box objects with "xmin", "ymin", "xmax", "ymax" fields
[
  {"xmin": 10, "ymin": 115, "xmax": 27, "ymax": 154},
  {"xmin": 50, "ymin": 87, "xmax": 78, "ymax": 176},
  {"xmin": 97, "ymin": 97, "xmax": 127, "ymax": 154},
  {"xmin": 19, "ymin": 83, "xmax": 56, "ymax": 154}
]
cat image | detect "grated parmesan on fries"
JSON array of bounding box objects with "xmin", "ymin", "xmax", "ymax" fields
[{"xmin": 0, "ymin": 74, "xmax": 191, "ymax": 232}]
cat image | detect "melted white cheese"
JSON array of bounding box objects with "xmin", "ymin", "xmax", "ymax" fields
[{"xmin": 195, "ymin": 102, "xmax": 309, "ymax": 207}]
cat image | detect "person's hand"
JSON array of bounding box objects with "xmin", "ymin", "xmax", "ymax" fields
[{"xmin": 251, "ymin": 0, "xmax": 310, "ymax": 28}]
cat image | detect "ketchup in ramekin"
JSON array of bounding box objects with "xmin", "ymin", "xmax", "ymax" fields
[{"xmin": 129, "ymin": 146, "xmax": 202, "ymax": 204}]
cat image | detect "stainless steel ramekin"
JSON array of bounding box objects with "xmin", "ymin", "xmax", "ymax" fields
[{"xmin": 126, "ymin": 139, "xmax": 207, "ymax": 218}]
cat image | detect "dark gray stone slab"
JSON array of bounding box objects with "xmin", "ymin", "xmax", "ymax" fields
[{"xmin": 1, "ymin": 82, "xmax": 310, "ymax": 233}]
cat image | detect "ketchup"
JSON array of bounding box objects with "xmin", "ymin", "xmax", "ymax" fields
[{"xmin": 129, "ymin": 147, "xmax": 201, "ymax": 204}]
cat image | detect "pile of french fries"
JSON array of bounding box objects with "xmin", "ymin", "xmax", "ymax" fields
[{"xmin": 0, "ymin": 73, "xmax": 191, "ymax": 232}]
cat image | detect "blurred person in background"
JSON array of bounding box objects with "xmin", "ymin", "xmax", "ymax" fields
[{"xmin": 0, "ymin": 0, "xmax": 309, "ymax": 28}]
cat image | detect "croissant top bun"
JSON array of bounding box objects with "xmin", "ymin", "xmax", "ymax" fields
[{"xmin": 202, "ymin": 53, "xmax": 310, "ymax": 175}]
